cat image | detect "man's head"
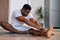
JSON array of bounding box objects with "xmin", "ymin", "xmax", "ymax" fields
[{"xmin": 21, "ymin": 4, "xmax": 31, "ymax": 16}]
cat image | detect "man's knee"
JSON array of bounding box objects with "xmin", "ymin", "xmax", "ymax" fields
[{"xmin": 1, "ymin": 21, "xmax": 11, "ymax": 26}]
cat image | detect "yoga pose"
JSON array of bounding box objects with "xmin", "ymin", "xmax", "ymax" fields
[{"xmin": 0, "ymin": 4, "xmax": 53, "ymax": 38}]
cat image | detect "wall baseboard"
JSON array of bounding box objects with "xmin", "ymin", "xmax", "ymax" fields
[
  {"xmin": 45, "ymin": 27, "xmax": 60, "ymax": 29},
  {"xmin": 54, "ymin": 27, "xmax": 60, "ymax": 29}
]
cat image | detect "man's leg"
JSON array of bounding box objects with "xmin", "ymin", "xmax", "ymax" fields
[
  {"xmin": 28, "ymin": 25, "xmax": 53, "ymax": 38},
  {"xmin": 29, "ymin": 19, "xmax": 54, "ymax": 38},
  {"xmin": 0, "ymin": 20, "xmax": 27, "ymax": 34},
  {"xmin": 0, "ymin": 20, "xmax": 53, "ymax": 38}
]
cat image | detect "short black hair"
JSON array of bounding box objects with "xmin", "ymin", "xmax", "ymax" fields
[{"xmin": 22, "ymin": 4, "xmax": 31, "ymax": 10}]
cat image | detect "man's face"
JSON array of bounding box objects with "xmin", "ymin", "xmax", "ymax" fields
[{"xmin": 22, "ymin": 9, "xmax": 31, "ymax": 16}]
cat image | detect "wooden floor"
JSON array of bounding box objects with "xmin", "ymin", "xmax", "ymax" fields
[{"xmin": 0, "ymin": 28, "xmax": 60, "ymax": 40}]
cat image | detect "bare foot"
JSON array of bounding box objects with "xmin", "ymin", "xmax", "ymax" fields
[{"xmin": 46, "ymin": 24, "xmax": 54, "ymax": 38}]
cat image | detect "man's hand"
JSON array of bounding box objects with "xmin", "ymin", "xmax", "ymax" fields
[{"xmin": 36, "ymin": 26, "xmax": 45, "ymax": 31}]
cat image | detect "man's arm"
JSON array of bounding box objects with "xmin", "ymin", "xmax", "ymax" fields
[
  {"xmin": 29, "ymin": 18, "xmax": 44, "ymax": 30},
  {"xmin": 16, "ymin": 16, "xmax": 42, "ymax": 30},
  {"xmin": 29, "ymin": 18, "xmax": 41, "ymax": 26}
]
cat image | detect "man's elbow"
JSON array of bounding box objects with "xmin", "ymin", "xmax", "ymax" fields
[{"xmin": 16, "ymin": 16, "xmax": 25, "ymax": 22}]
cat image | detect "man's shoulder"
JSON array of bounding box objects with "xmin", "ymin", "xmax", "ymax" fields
[
  {"xmin": 13, "ymin": 9, "xmax": 21, "ymax": 14},
  {"xmin": 12, "ymin": 9, "xmax": 22, "ymax": 17},
  {"xmin": 13, "ymin": 9, "xmax": 20, "ymax": 12}
]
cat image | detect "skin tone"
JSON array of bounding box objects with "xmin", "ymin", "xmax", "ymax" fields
[
  {"xmin": 16, "ymin": 9, "xmax": 54, "ymax": 38},
  {"xmin": 16, "ymin": 9, "xmax": 45, "ymax": 30},
  {"xmin": 0, "ymin": 8, "xmax": 54, "ymax": 38}
]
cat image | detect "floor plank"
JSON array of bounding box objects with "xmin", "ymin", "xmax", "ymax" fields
[{"xmin": 0, "ymin": 28, "xmax": 60, "ymax": 40}]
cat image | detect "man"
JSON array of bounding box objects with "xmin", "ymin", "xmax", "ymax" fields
[{"xmin": 0, "ymin": 4, "xmax": 53, "ymax": 38}]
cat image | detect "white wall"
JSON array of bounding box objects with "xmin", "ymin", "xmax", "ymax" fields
[
  {"xmin": 9, "ymin": 0, "xmax": 27, "ymax": 23},
  {"xmin": 29, "ymin": 0, "xmax": 44, "ymax": 27},
  {"xmin": 30, "ymin": 0, "xmax": 44, "ymax": 19},
  {"xmin": 44, "ymin": 0, "xmax": 50, "ymax": 27},
  {"xmin": 50, "ymin": 0, "xmax": 60, "ymax": 27},
  {"xmin": 8, "ymin": 0, "xmax": 44, "ymax": 24}
]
